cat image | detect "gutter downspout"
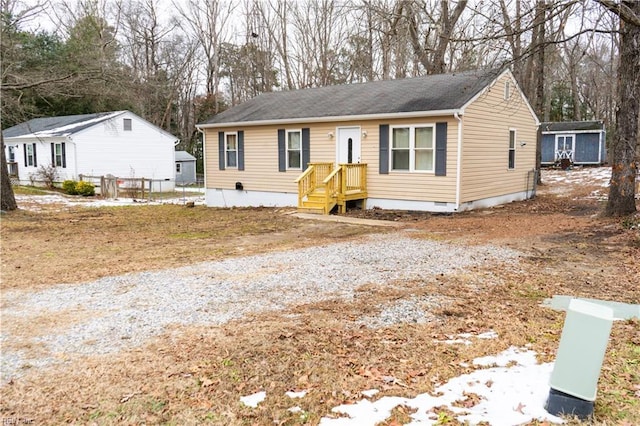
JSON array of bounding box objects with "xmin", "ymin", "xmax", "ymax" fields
[
  {"xmin": 454, "ymin": 112, "xmax": 463, "ymax": 211},
  {"xmin": 70, "ymin": 137, "xmax": 78, "ymax": 181},
  {"xmin": 196, "ymin": 127, "xmax": 206, "ymax": 191}
]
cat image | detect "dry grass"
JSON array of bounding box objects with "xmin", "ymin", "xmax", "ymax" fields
[
  {"xmin": 1, "ymin": 205, "xmax": 382, "ymax": 290},
  {"xmin": 0, "ymin": 179, "xmax": 639, "ymax": 425}
]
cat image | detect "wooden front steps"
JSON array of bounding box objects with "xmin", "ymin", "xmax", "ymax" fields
[{"xmin": 295, "ymin": 163, "xmax": 367, "ymax": 215}]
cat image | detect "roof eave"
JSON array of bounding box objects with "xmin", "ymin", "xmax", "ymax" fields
[{"xmin": 196, "ymin": 108, "xmax": 463, "ymax": 129}]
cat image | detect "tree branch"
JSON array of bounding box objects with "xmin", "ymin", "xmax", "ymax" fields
[
  {"xmin": 1, "ymin": 73, "xmax": 78, "ymax": 91},
  {"xmin": 595, "ymin": 0, "xmax": 640, "ymax": 27}
]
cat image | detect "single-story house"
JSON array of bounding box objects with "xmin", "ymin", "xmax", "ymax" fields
[
  {"xmin": 196, "ymin": 68, "xmax": 539, "ymax": 214},
  {"xmin": 3, "ymin": 110, "xmax": 179, "ymax": 192},
  {"xmin": 540, "ymin": 121, "xmax": 606, "ymax": 166},
  {"xmin": 175, "ymin": 150, "xmax": 197, "ymax": 184}
]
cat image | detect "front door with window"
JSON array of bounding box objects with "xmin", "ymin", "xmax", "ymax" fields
[{"xmin": 337, "ymin": 127, "xmax": 361, "ymax": 164}]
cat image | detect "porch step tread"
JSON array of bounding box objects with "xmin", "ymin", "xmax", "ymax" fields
[{"xmin": 297, "ymin": 206, "xmax": 325, "ymax": 214}]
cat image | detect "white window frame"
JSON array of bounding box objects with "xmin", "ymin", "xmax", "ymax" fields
[
  {"xmin": 508, "ymin": 129, "xmax": 516, "ymax": 170},
  {"xmin": 123, "ymin": 118, "xmax": 132, "ymax": 131},
  {"xmin": 176, "ymin": 162, "xmax": 182, "ymax": 174},
  {"xmin": 286, "ymin": 129, "xmax": 302, "ymax": 170},
  {"xmin": 8, "ymin": 145, "xmax": 15, "ymax": 162},
  {"xmin": 390, "ymin": 124, "xmax": 435, "ymax": 173},
  {"xmin": 225, "ymin": 132, "xmax": 238, "ymax": 169},
  {"xmin": 26, "ymin": 143, "xmax": 35, "ymax": 167},
  {"xmin": 54, "ymin": 142, "xmax": 64, "ymax": 167}
]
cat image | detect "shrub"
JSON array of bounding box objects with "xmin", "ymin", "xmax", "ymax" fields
[
  {"xmin": 35, "ymin": 165, "xmax": 59, "ymax": 189},
  {"xmin": 62, "ymin": 180, "xmax": 95, "ymax": 196},
  {"xmin": 62, "ymin": 180, "xmax": 78, "ymax": 195},
  {"xmin": 75, "ymin": 181, "xmax": 95, "ymax": 196}
]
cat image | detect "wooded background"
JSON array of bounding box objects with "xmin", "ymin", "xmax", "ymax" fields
[{"xmin": 1, "ymin": 0, "xmax": 638, "ymax": 215}]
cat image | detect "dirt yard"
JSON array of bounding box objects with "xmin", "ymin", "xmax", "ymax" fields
[{"xmin": 0, "ymin": 168, "xmax": 638, "ymax": 425}]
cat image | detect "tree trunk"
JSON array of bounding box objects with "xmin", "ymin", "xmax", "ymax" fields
[
  {"xmin": 605, "ymin": 2, "xmax": 639, "ymax": 216},
  {"xmin": 534, "ymin": 1, "xmax": 546, "ymax": 185},
  {"xmin": 1, "ymin": 132, "xmax": 18, "ymax": 211}
]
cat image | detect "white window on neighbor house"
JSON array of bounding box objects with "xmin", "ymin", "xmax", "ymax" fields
[
  {"xmin": 287, "ymin": 130, "xmax": 302, "ymax": 169},
  {"xmin": 54, "ymin": 143, "xmax": 64, "ymax": 167},
  {"xmin": 26, "ymin": 143, "xmax": 35, "ymax": 166},
  {"xmin": 225, "ymin": 132, "xmax": 238, "ymax": 168},
  {"xmin": 8, "ymin": 145, "xmax": 15, "ymax": 162},
  {"xmin": 504, "ymin": 81, "xmax": 511, "ymax": 100},
  {"xmin": 391, "ymin": 125, "xmax": 435, "ymax": 172},
  {"xmin": 123, "ymin": 118, "xmax": 132, "ymax": 131},
  {"xmin": 508, "ymin": 129, "xmax": 516, "ymax": 169},
  {"xmin": 176, "ymin": 163, "xmax": 182, "ymax": 174}
]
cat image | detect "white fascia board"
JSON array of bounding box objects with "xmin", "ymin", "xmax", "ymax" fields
[
  {"xmin": 542, "ymin": 129, "xmax": 605, "ymax": 135},
  {"xmin": 4, "ymin": 135, "xmax": 68, "ymax": 143},
  {"xmin": 460, "ymin": 68, "xmax": 540, "ymax": 126},
  {"xmin": 196, "ymin": 109, "xmax": 462, "ymax": 129}
]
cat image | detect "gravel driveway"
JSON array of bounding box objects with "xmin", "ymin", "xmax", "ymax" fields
[{"xmin": 1, "ymin": 233, "xmax": 520, "ymax": 382}]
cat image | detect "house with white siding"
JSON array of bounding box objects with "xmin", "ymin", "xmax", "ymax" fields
[
  {"xmin": 196, "ymin": 68, "xmax": 539, "ymax": 214},
  {"xmin": 3, "ymin": 111, "xmax": 178, "ymax": 191}
]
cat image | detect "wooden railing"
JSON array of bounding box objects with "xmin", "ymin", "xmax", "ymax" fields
[
  {"xmin": 340, "ymin": 163, "xmax": 367, "ymax": 193},
  {"xmin": 322, "ymin": 166, "xmax": 342, "ymax": 212},
  {"xmin": 294, "ymin": 162, "xmax": 333, "ymax": 207},
  {"xmin": 296, "ymin": 163, "xmax": 367, "ymax": 214}
]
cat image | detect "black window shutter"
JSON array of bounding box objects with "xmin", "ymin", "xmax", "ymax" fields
[
  {"xmin": 24, "ymin": 144, "xmax": 27, "ymax": 165},
  {"xmin": 278, "ymin": 129, "xmax": 286, "ymax": 172},
  {"xmin": 51, "ymin": 143, "xmax": 55, "ymax": 165},
  {"xmin": 379, "ymin": 124, "xmax": 389, "ymax": 174},
  {"xmin": 435, "ymin": 122, "xmax": 447, "ymax": 176},
  {"xmin": 237, "ymin": 131, "xmax": 244, "ymax": 171},
  {"xmin": 302, "ymin": 128, "xmax": 310, "ymax": 169},
  {"xmin": 62, "ymin": 143, "xmax": 66, "ymax": 168},
  {"xmin": 218, "ymin": 131, "xmax": 225, "ymax": 170},
  {"xmin": 33, "ymin": 143, "xmax": 37, "ymax": 167}
]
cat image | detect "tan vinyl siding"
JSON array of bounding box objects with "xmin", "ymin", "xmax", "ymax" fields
[
  {"xmin": 460, "ymin": 73, "xmax": 537, "ymax": 203},
  {"xmin": 204, "ymin": 116, "xmax": 459, "ymax": 203}
]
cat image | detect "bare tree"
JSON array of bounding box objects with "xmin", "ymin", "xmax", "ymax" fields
[{"xmin": 174, "ymin": 0, "xmax": 235, "ymax": 113}]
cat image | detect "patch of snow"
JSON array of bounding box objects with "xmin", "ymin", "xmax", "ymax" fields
[
  {"xmin": 361, "ymin": 389, "xmax": 379, "ymax": 398},
  {"xmin": 477, "ymin": 330, "xmax": 499, "ymax": 339},
  {"xmin": 320, "ymin": 347, "xmax": 563, "ymax": 426},
  {"xmin": 541, "ymin": 167, "xmax": 611, "ymax": 188},
  {"xmin": 473, "ymin": 346, "xmax": 537, "ymax": 367},
  {"xmin": 437, "ymin": 330, "xmax": 498, "ymax": 345},
  {"xmin": 240, "ymin": 391, "xmax": 266, "ymax": 408},
  {"xmin": 14, "ymin": 193, "xmax": 206, "ymax": 212},
  {"xmin": 442, "ymin": 338, "xmax": 473, "ymax": 345},
  {"xmin": 288, "ymin": 406, "xmax": 303, "ymax": 413},
  {"xmin": 286, "ymin": 390, "xmax": 308, "ymax": 398},
  {"xmin": 14, "ymin": 111, "xmax": 124, "ymax": 138}
]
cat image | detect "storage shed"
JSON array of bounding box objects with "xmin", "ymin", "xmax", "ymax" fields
[
  {"xmin": 175, "ymin": 150, "xmax": 197, "ymax": 184},
  {"xmin": 540, "ymin": 121, "xmax": 606, "ymax": 166}
]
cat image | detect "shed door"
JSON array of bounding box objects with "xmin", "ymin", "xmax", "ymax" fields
[
  {"xmin": 555, "ymin": 135, "xmax": 575, "ymax": 161},
  {"xmin": 337, "ymin": 127, "xmax": 361, "ymax": 164}
]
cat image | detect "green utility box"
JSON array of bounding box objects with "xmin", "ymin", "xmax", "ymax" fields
[{"xmin": 546, "ymin": 299, "xmax": 614, "ymax": 419}]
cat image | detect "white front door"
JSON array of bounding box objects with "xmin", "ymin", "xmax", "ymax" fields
[{"xmin": 337, "ymin": 127, "xmax": 361, "ymax": 164}]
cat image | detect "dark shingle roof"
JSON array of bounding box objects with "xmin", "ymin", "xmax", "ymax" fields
[
  {"xmin": 201, "ymin": 69, "xmax": 502, "ymax": 126},
  {"xmin": 540, "ymin": 121, "xmax": 604, "ymax": 132},
  {"xmin": 3, "ymin": 111, "xmax": 125, "ymax": 138}
]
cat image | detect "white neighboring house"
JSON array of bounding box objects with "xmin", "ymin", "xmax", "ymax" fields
[{"xmin": 3, "ymin": 110, "xmax": 179, "ymax": 191}]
